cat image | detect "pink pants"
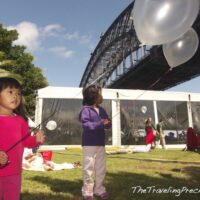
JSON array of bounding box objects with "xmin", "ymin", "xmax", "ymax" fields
[
  {"xmin": 0, "ymin": 174, "xmax": 21, "ymax": 200},
  {"xmin": 82, "ymin": 146, "xmax": 106, "ymax": 197}
]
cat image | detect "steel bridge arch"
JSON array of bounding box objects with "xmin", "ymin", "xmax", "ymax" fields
[
  {"xmin": 79, "ymin": 1, "xmax": 138, "ymax": 87},
  {"xmin": 80, "ymin": 1, "xmax": 200, "ymax": 90}
]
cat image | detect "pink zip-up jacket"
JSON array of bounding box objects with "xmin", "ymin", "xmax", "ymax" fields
[{"xmin": 0, "ymin": 115, "xmax": 39, "ymax": 176}]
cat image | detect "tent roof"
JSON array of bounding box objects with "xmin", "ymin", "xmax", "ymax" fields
[{"xmin": 37, "ymin": 86, "xmax": 200, "ymax": 102}]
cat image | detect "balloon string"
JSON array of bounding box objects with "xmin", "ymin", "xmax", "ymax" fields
[
  {"xmin": 147, "ymin": 68, "xmax": 171, "ymax": 90},
  {"xmin": 123, "ymin": 67, "xmax": 171, "ymax": 101},
  {"xmin": 5, "ymin": 124, "xmax": 41, "ymax": 153},
  {"xmin": 6, "ymin": 109, "xmax": 57, "ymax": 153}
]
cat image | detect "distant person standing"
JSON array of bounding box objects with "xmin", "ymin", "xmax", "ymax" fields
[
  {"xmin": 145, "ymin": 117, "xmax": 156, "ymax": 149},
  {"xmin": 186, "ymin": 127, "xmax": 198, "ymax": 151},
  {"xmin": 156, "ymin": 119, "xmax": 166, "ymax": 149},
  {"xmin": 132, "ymin": 117, "xmax": 156, "ymax": 152},
  {"xmin": 79, "ymin": 85, "xmax": 111, "ymax": 200}
]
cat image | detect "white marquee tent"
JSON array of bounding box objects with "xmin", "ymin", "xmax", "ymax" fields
[{"xmin": 35, "ymin": 86, "xmax": 200, "ymax": 149}]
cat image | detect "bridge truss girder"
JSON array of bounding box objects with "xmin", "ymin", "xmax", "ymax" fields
[{"xmin": 79, "ymin": 1, "xmax": 137, "ymax": 88}]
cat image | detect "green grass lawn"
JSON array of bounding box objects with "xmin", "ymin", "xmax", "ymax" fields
[{"xmin": 21, "ymin": 148, "xmax": 200, "ymax": 200}]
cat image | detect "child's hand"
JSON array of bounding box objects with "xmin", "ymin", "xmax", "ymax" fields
[
  {"xmin": 0, "ymin": 151, "xmax": 8, "ymax": 166},
  {"xmin": 35, "ymin": 130, "xmax": 45, "ymax": 144},
  {"xmin": 102, "ymin": 119, "xmax": 111, "ymax": 125}
]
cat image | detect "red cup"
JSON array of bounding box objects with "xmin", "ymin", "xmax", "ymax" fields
[{"xmin": 40, "ymin": 151, "xmax": 53, "ymax": 161}]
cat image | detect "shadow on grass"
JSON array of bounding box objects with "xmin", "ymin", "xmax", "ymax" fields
[
  {"xmin": 106, "ymin": 165, "xmax": 200, "ymax": 200},
  {"xmin": 21, "ymin": 165, "xmax": 200, "ymax": 200},
  {"xmin": 21, "ymin": 176, "xmax": 82, "ymax": 200},
  {"xmin": 21, "ymin": 192, "xmax": 81, "ymax": 200}
]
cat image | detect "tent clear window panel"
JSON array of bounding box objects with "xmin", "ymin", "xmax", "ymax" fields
[
  {"xmin": 120, "ymin": 100, "xmax": 154, "ymax": 145},
  {"xmin": 42, "ymin": 98, "xmax": 82, "ymax": 145},
  {"xmin": 157, "ymin": 101, "xmax": 188, "ymax": 144},
  {"xmin": 42, "ymin": 98, "xmax": 112, "ymax": 145}
]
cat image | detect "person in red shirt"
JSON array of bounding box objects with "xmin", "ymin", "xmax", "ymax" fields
[
  {"xmin": 145, "ymin": 117, "xmax": 156, "ymax": 148},
  {"xmin": 0, "ymin": 77, "xmax": 45, "ymax": 200},
  {"xmin": 186, "ymin": 127, "xmax": 198, "ymax": 151}
]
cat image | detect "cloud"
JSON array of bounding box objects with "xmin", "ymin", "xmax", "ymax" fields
[
  {"xmin": 49, "ymin": 47, "xmax": 74, "ymax": 59},
  {"xmin": 7, "ymin": 21, "xmax": 40, "ymax": 51},
  {"xmin": 42, "ymin": 24, "xmax": 63, "ymax": 37},
  {"xmin": 64, "ymin": 31, "xmax": 94, "ymax": 50},
  {"xmin": 6, "ymin": 21, "xmax": 95, "ymax": 57},
  {"xmin": 64, "ymin": 32, "xmax": 79, "ymax": 40}
]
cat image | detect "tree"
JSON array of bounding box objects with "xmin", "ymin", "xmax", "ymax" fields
[{"xmin": 0, "ymin": 24, "xmax": 48, "ymax": 116}]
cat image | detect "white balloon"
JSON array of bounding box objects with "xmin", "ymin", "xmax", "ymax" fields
[
  {"xmin": 46, "ymin": 120, "xmax": 57, "ymax": 131},
  {"xmin": 141, "ymin": 106, "xmax": 147, "ymax": 114},
  {"xmin": 163, "ymin": 27, "xmax": 199, "ymax": 68},
  {"xmin": 133, "ymin": 0, "xmax": 200, "ymax": 45}
]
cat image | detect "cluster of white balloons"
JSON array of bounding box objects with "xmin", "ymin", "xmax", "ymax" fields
[{"xmin": 133, "ymin": 0, "xmax": 200, "ymax": 68}]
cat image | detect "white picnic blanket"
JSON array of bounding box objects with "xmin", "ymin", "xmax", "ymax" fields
[{"xmin": 22, "ymin": 149, "xmax": 76, "ymax": 171}]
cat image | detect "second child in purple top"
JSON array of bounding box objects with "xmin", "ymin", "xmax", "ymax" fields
[
  {"xmin": 79, "ymin": 85, "xmax": 111, "ymax": 200},
  {"xmin": 79, "ymin": 105, "xmax": 111, "ymax": 146}
]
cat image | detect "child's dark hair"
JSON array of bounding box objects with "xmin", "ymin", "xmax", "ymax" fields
[
  {"xmin": 0, "ymin": 77, "xmax": 28, "ymax": 121},
  {"xmin": 82, "ymin": 84, "xmax": 101, "ymax": 106}
]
